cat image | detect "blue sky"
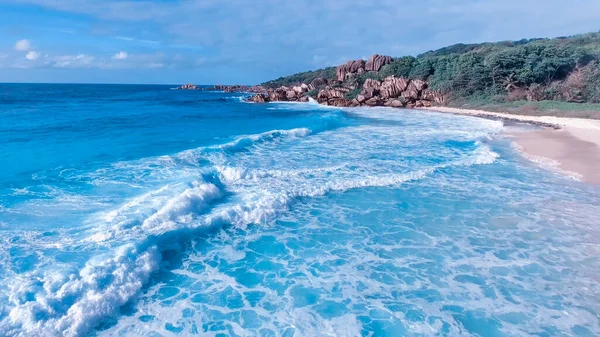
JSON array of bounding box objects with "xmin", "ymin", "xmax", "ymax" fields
[{"xmin": 0, "ymin": 0, "xmax": 599, "ymax": 84}]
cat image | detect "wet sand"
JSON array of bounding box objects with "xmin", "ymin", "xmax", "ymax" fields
[
  {"xmin": 423, "ymin": 107, "xmax": 600, "ymax": 184},
  {"xmin": 510, "ymin": 128, "xmax": 600, "ymax": 184}
]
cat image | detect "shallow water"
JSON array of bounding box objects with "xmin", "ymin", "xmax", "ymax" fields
[{"xmin": 0, "ymin": 84, "xmax": 599, "ymax": 336}]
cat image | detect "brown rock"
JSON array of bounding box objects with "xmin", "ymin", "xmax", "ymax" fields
[
  {"xmin": 317, "ymin": 88, "xmax": 346, "ymax": 100},
  {"xmin": 390, "ymin": 99, "xmax": 404, "ymax": 108},
  {"xmin": 298, "ymin": 96, "xmax": 309, "ymax": 102},
  {"xmin": 415, "ymin": 100, "xmax": 424, "ymax": 108},
  {"xmin": 269, "ymin": 89, "xmax": 287, "ymax": 101},
  {"xmin": 336, "ymin": 59, "xmax": 366, "ymax": 81},
  {"xmin": 293, "ymin": 85, "xmax": 305, "ymax": 94},
  {"xmin": 363, "ymin": 78, "xmax": 381, "ymax": 91},
  {"xmin": 380, "ymin": 76, "xmax": 409, "ymax": 99},
  {"xmin": 420, "ymin": 89, "xmax": 436, "ymax": 101},
  {"xmin": 408, "ymin": 79, "xmax": 427, "ymax": 92},
  {"xmin": 310, "ymin": 77, "xmax": 328, "ymax": 88},
  {"xmin": 286, "ymin": 90, "xmax": 297, "ymax": 100},
  {"xmin": 421, "ymin": 100, "xmax": 433, "ymax": 107},
  {"xmin": 248, "ymin": 93, "xmax": 267, "ymax": 103},
  {"xmin": 402, "ymin": 89, "xmax": 419, "ymax": 101},
  {"xmin": 363, "ymin": 87, "xmax": 378, "ymax": 99},
  {"xmin": 365, "ymin": 54, "xmax": 392, "ymax": 72},
  {"xmin": 364, "ymin": 97, "xmax": 382, "ymax": 106},
  {"xmin": 350, "ymin": 60, "xmax": 365, "ymax": 73},
  {"xmin": 421, "ymin": 89, "xmax": 444, "ymax": 105},
  {"xmin": 214, "ymin": 84, "xmax": 249, "ymax": 92},
  {"xmin": 356, "ymin": 94, "xmax": 367, "ymax": 103},
  {"xmin": 178, "ymin": 83, "xmax": 199, "ymax": 90},
  {"xmin": 247, "ymin": 85, "xmax": 266, "ymax": 93},
  {"xmin": 350, "ymin": 99, "xmax": 361, "ymax": 107},
  {"xmin": 329, "ymin": 98, "xmax": 349, "ymax": 107}
]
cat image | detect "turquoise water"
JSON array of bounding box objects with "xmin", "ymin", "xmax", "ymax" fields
[{"xmin": 0, "ymin": 84, "xmax": 599, "ymax": 337}]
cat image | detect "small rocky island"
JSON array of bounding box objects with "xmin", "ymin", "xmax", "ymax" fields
[
  {"xmin": 245, "ymin": 54, "xmax": 444, "ymax": 108},
  {"xmin": 177, "ymin": 84, "xmax": 265, "ymax": 93},
  {"xmin": 176, "ymin": 83, "xmax": 201, "ymax": 90}
]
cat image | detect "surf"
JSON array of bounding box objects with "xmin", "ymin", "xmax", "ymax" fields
[
  {"xmin": 0, "ymin": 109, "xmax": 506, "ymax": 336},
  {"xmin": 2, "ymin": 86, "xmax": 598, "ymax": 337}
]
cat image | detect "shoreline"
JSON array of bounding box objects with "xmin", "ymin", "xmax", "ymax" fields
[{"xmin": 422, "ymin": 106, "xmax": 600, "ymax": 184}]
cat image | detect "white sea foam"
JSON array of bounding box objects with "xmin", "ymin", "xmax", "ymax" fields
[
  {"xmin": 0, "ymin": 115, "xmax": 506, "ymax": 337},
  {"xmin": 267, "ymin": 98, "xmax": 340, "ymax": 111},
  {"xmin": 219, "ymin": 127, "xmax": 311, "ymax": 152}
]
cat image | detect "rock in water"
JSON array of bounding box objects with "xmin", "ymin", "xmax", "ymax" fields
[
  {"xmin": 330, "ymin": 98, "xmax": 349, "ymax": 107},
  {"xmin": 248, "ymin": 94, "xmax": 267, "ymax": 103},
  {"xmin": 390, "ymin": 99, "xmax": 405, "ymax": 107},
  {"xmin": 364, "ymin": 97, "xmax": 381, "ymax": 106},
  {"xmin": 269, "ymin": 89, "xmax": 287, "ymax": 101},
  {"xmin": 286, "ymin": 90, "xmax": 297, "ymax": 100}
]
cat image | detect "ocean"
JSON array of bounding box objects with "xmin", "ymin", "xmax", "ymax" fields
[{"xmin": 0, "ymin": 84, "xmax": 599, "ymax": 337}]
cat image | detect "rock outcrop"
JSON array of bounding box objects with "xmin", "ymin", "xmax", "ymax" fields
[
  {"xmin": 177, "ymin": 83, "xmax": 200, "ymax": 90},
  {"xmin": 316, "ymin": 87, "xmax": 350, "ymax": 106},
  {"xmin": 365, "ymin": 54, "xmax": 392, "ymax": 72},
  {"xmin": 336, "ymin": 54, "xmax": 392, "ymax": 81},
  {"xmin": 247, "ymin": 76, "xmax": 443, "ymax": 108},
  {"xmin": 249, "ymin": 93, "xmax": 267, "ymax": 103},
  {"xmin": 379, "ymin": 76, "xmax": 409, "ymax": 99},
  {"xmin": 246, "ymin": 54, "xmax": 445, "ymax": 109},
  {"xmin": 310, "ymin": 77, "xmax": 328, "ymax": 88},
  {"xmin": 242, "ymin": 84, "xmax": 313, "ymax": 103},
  {"xmin": 209, "ymin": 85, "xmax": 266, "ymax": 93},
  {"xmin": 336, "ymin": 59, "xmax": 366, "ymax": 81}
]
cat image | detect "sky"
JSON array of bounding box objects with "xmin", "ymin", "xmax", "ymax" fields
[{"xmin": 0, "ymin": 0, "xmax": 599, "ymax": 84}]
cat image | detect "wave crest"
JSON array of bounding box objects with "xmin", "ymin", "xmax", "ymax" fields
[{"xmin": 0, "ymin": 116, "xmax": 502, "ymax": 337}]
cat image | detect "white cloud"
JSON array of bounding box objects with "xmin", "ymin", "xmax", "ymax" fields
[
  {"xmin": 146, "ymin": 62, "xmax": 164, "ymax": 68},
  {"xmin": 53, "ymin": 54, "xmax": 95, "ymax": 68},
  {"xmin": 112, "ymin": 51, "xmax": 128, "ymax": 60},
  {"xmin": 25, "ymin": 51, "xmax": 41, "ymax": 60},
  {"xmin": 15, "ymin": 39, "xmax": 32, "ymax": 51},
  {"xmin": 116, "ymin": 36, "xmax": 160, "ymax": 44}
]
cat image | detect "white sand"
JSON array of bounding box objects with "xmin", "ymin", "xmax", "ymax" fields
[{"xmin": 422, "ymin": 107, "xmax": 600, "ymax": 184}]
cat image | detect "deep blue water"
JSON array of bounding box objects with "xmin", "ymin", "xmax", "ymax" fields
[{"xmin": 0, "ymin": 84, "xmax": 599, "ymax": 337}]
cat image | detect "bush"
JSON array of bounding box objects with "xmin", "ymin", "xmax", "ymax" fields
[
  {"xmin": 306, "ymin": 89, "xmax": 319, "ymax": 98},
  {"xmin": 354, "ymin": 72, "xmax": 383, "ymax": 87},
  {"xmin": 262, "ymin": 67, "xmax": 336, "ymax": 88},
  {"xmin": 379, "ymin": 56, "xmax": 415, "ymax": 78},
  {"xmin": 345, "ymin": 88, "xmax": 361, "ymax": 100},
  {"xmin": 262, "ymin": 31, "xmax": 600, "ymax": 106}
]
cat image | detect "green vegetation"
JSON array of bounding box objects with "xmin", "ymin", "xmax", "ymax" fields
[
  {"xmin": 306, "ymin": 88, "xmax": 319, "ymax": 97},
  {"xmin": 452, "ymin": 100, "xmax": 600, "ymax": 119},
  {"xmin": 263, "ymin": 32, "xmax": 600, "ymax": 111},
  {"xmin": 262, "ymin": 67, "xmax": 336, "ymax": 88},
  {"xmin": 344, "ymin": 88, "xmax": 361, "ymax": 100}
]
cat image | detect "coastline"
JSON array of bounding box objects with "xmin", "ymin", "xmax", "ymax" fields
[{"xmin": 422, "ymin": 106, "xmax": 600, "ymax": 184}]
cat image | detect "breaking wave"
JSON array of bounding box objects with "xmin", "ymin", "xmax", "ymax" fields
[{"xmin": 0, "ymin": 112, "xmax": 504, "ymax": 337}]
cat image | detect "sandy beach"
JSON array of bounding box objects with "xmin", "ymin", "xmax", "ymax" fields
[{"xmin": 423, "ymin": 107, "xmax": 600, "ymax": 184}]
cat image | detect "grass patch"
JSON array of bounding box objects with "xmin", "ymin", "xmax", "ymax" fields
[{"xmin": 449, "ymin": 100, "xmax": 600, "ymax": 119}]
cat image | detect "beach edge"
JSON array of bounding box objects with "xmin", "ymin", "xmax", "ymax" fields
[{"xmin": 421, "ymin": 106, "xmax": 600, "ymax": 184}]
